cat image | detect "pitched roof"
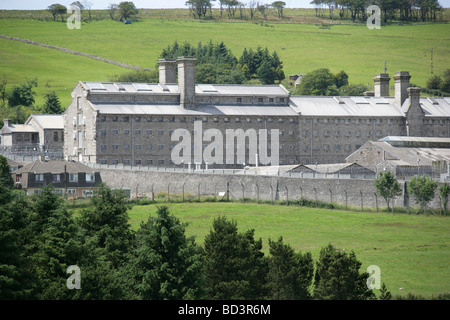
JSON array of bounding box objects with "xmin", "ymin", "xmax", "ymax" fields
[
  {"xmin": 15, "ymin": 160, "xmax": 96, "ymax": 174},
  {"xmin": 26, "ymin": 114, "xmax": 64, "ymax": 129},
  {"xmin": 90, "ymin": 103, "xmax": 298, "ymax": 116}
]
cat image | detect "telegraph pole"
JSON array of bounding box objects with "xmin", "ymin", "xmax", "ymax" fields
[{"xmin": 431, "ymin": 47, "xmax": 434, "ymax": 74}]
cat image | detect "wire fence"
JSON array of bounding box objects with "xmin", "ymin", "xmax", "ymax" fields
[
  {"xmin": 0, "ymin": 145, "xmax": 64, "ymax": 162},
  {"xmin": 84, "ymin": 162, "xmax": 450, "ymax": 182}
]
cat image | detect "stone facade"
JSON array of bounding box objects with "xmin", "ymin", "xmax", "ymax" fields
[{"xmin": 63, "ymin": 59, "xmax": 450, "ymax": 168}]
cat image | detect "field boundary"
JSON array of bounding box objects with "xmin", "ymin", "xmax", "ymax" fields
[{"xmin": 0, "ymin": 34, "xmax": 146, "ymax": 70}]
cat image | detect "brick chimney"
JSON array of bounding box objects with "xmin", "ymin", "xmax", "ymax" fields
[
  {"xmin": 373, "ymin": 73, "xmax": 390, "ymax": 97},
  {"xmin": 177, "ymin": 56, "xmax": 197, "ymax": 109},
  {"xmin": 158, "ymin": 59, "xmax": 177, "ymax": 84},
  {"xmin": 394, "ymin": 71, "xmax": 411, "ymax": 106}
]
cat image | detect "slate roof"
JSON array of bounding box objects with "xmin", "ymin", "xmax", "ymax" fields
[{"xmin": 15, "ymin": 160, "xmax": 96, "ymax": 174}]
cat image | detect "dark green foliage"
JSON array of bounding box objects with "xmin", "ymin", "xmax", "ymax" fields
[
  {"xmin": 7, "ymin": 78, "xmax": 37, "ymax": 107},
  {"xmin": 78, "ymin": 184, "xmax": 134, "ymax": 267},
  {"xmin": 295, "ymin": 68, "xmax": 365, "ymax": 96},
  {"xmin": 118, "ymin": 1, "xmax": 138, "ymax": 20},
  {"xmin": 313, "ymin": 244, "xmax": 376, "ymax": 300},
  {"xmin": 125, "ymin": 206, "xmax": 204, "ymax": 299},
  {"xmin": 0, "ymin": 187, "xmax": 34, "ymax": 299},
  {"xmin": 203, "ymin": 216, "xmax": 268, "ymax": 299},
  {"xmin": 42, "ymin": 91, "xmax": 63, "ymax": 114},
  {"xmin": 425, "ymin": 69, "xmax": 450, "ymax": 96},
  {"xmin": 160, "ymin": 41, "xmax": 283, "ymax": 85},
  {"xmin": 0, "ymin": 155, "xmax": 13, "ymax": 189},
  {"xmin": 440, "ymin": 183, "xmax": 450, "ymax": 215},
  {"xmin": 267, "ymin": 237, "xmax": 313, "ymax": 300},
  {"xmin": 379, "ymin": 282, "xmax": 392, "ymax": 300}
]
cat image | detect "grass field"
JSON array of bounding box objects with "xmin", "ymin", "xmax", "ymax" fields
[
  {"xmin": 0, "ymin": 16, "xmax": 449, "ymax": 107},
  {"xmin": 125, "ymin": 201, "xmax": 450, "ymax": 299}
]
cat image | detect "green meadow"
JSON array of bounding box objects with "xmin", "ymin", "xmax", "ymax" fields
[
  {"xmin": 126, "ymin": 201, "xmax": 450, "ymax": 299},
  {"xmin": 0, "ymin": 17, "xmax": 449, "ymax": 107}
]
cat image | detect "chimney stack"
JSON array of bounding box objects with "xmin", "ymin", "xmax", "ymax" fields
[
  {"xmin": 3, "ymin": 119, "xmax": 11, "ymax": 127},
  {"xmin": 158, "ymin": 59, "xmax": 177, "ymax": 84},
  {"xmin": 177, "ymin": 56, "xmax": 197, "ymax": 109},
  {"xmin": 373, "ymin": 73, "xmax": 390, "ymax": 97},
  {"xmin": 407, "ymin": 86, "xmax": 421, "ymax": 108},
  {"xmin": 394, "ymin": 71, "xmax": 411, "ymax": 106}
]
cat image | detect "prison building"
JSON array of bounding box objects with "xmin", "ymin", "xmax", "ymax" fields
[{"xmin": 63, "ymin": 57, "xmax": 450, "ymax": 167}]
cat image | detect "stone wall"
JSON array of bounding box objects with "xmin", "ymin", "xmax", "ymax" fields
[{"xmin": 95, "ymin": 167, "xmax": 443, "ymax": 210}]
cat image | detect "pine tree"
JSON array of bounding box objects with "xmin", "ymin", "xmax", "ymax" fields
[
  {"xmin": 126, "ymin": 206, "xmax": 204, "ymax": 300},
  {"xmin": 313, "ymin": 243, "xmax": 376, "ymax": 300},
  {"xmin": 42, "ymin": 91, "xmax": 63, "ymax": 114},
  {"xmin": 267, "ymin": 237, "xmax": 314, "ymax": 300},
  {"xmin": 203, "ymin": 216, "xmax": 268, "ymax": 300}
]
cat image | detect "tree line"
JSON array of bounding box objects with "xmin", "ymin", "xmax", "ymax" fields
[
  {"xmin": 311, "ymin": 0, "xmax": 444, "ymax": 23},
  {"xmin": 0, "ymin": 157, "xmax": 390, "ymax": 300},
  {"xmin": 160, "ymin": 40, "xmax": 285, "ymax": 85},
  {"xmin": 47, "ymin": 1, "xmax": 138, "ymax": 22},
  {"xmin": 185, "ymin": 1, "xmax": 288, "ymax": 20}
]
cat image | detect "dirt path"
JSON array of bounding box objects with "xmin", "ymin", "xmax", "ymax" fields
[{"xmin": 0, "ymin": 34, "xmax": 147, "ymax": 70}]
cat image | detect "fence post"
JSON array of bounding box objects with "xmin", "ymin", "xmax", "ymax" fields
[
  {"xmin": 270, "ymin": 185, "xmax": 274, "ymax": 205},
  {"xmin": 285, "ymin": 186, "xmax": 289, "ymax": 205},
  {"xmin": 241, "ymin": 182, "xmax": 245, "ymax": 203},
  {"xmin": 198, "ymin": 183, "xmax": 201, "ymax": 202},
  {"xmin": 182, "ymin": 182, "xmax": 186, "ymax": 202},
  {"xmin": 299, "ymin": 186, "xmax": 303, "ymax": 199},
  {"xmin": 374, "ymin": 193, "xmax": 378, "ymax": 212},
  {"xmin": 344, "ymin": 190, "xmax": 348, "ymax": 210},
  {"xmin": 214, "ymin": 182, "xmax": 218, "ymax": 202},
  {"xmin": 360, "ymin": 191, "xmax": 364, "ymax": 212},
  {"xmin": 329, "ymin": 188, "xmax": 332, "ymax": 204},
  {"xmin": 313, "ymin": 188, "xmax": 317, "ymax": 208},
  {"xmin": 167, "ymin": 183, "xmax": 170, "ymax": 202},
  {"xmin": 256, "ymin": 183, "xmax": 260, "ymax": 204},
  {"xmin": 151, "ymin": 183, "xmax": 154, "ymax": 201},
  {"xmin": 227, "ymin": 182, "xmax": 230, "ymax": 202}
]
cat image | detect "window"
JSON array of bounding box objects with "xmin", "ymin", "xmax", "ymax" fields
[
  {"xmin": 237, "ymin": 98, "xmax": 242, "ymax": 103},
  {"xmin": 112, "ymin": 144, "xmax": 118, "ymax": 150},
  {"xmin": 101, "ymin": 145, "xmax": 107, "ymax": 150},
  {"xmin": 35, "ymin": 174, "xmax": 44, "ymax": 182},
  {"xmin": 124, "ymin": 160, "xmax": 131, "ymax": 165},
  {"xmin": 135, "ymin": 116, "xmax": 141, "ymax": 122},
  {"xmin": 69, "ymin": 173, "xmax": 78, "ymax": 182},
  {"xmin": 100, "ymin": 116, "xmax": 106, "ymax": 122},
  {"xmin": 77, "ymin": 113, "xmax": 83, "ymax": 125},
  {"xmin": 124, "ymin": 130, "xmax": 130, "ymax": 135},
  {"xmin": 123, "ymin": 116, "xmax": 129, "ymax": 122},
  {"xmin": 24, "ymin": 134, "xmax": 29, "ymax": 142},
  {"xmin": 52, "ymin": 174, "xmax": 61, "ymax": 182},
  {"xmin": 147, "ymin": 144, "xmax": 153, "ymax": 149},
  {"xmin": 158, "ymin": 160, "xmax": 164, "ymax": 164},
  {"xmin": 147, "ymin": 160, "xmax": 153, "ymax": 165},
  {"xmin": 17, "ymin": 134, "xmax": 22, "ymax": 142},
  {"xmin": 82, "ymin": 190, "xmax": 94, "ymax": 197},
  {"xmin": 158, "ymin": 145, "xmax": 164, "ymax": 150},
  {"xmin": 135, "ymin": 145, "xmax": 141, "ymax": 150},
  {"xmin": 124, "ymin": 144, "xmax": 130, "ymax": 150},
  {"xmin": 100, "ymin": 130, "xmax": 106, "ymax": 135},
  {"xmin": 135, "ymin": 130, "xmax": 141, "ymax": 135},
  {"xmin": 135, "ymin": 160, "xmax": 142, "ymax": 165},
  {"xmin": 146, "ymin": 130, "xmax": 152, "ymax": 135},
  {"xmin": 112, "ymin": 116, "xmax": 118, "ymax": 122},
  {"xmin": 147, "ymin": 117, "xmax": 153, "ymax": 122},
  {"xmin": 112, "ymin": 129, "xmax": 119, "ymax": 134},
  {"xmin": 85, "ymin": 173, "xmax": 95, "ymax": 182},
  {"xmin": 258, "ymin": 98, "xmax": 263, "ymax": 103},
  {"xmin": 269, "ymin": 98, "xmax": 274, "ymax": 103},
  {"xmin": 158, "ymin": 130, "xmax": 164, "ymax": 135},
  {"xmin": 112, "ymin": 160, "xmax": 119, "ymax": 165}
]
